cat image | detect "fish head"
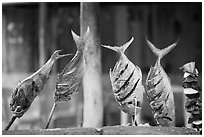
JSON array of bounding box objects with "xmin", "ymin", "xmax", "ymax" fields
[
  {"xmin": 123, "ymin": 89, "xmax": 143, "ymax": 115},
  {"xmin": 54, "ymin": 82, "xmax": 75, "ymax": 102},
  {"xmin": 10, "ymin": 86, "xmax": 31, "ymax": 118},
  {"xmin": 156, "ymin": 116, "xmax": 174, "ymax": 127},
  {"xmin": 114, "ymin": 77, "xmax": 144, "ymax": 115},
  {"xmin": 12, "ymin": 105, "xmax": 30, "ymax": 118},
  {"xmin": 120, "ymin": 100, "xmax": 142, "ymax": 115},
  {"xmin": 54, "ymin": 89, "xmax": 72, "ymax": 102}
]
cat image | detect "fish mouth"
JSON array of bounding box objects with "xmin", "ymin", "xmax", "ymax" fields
[{"xmin": 53, "ymin": 50, "xmax": 73, "ymax": 60}]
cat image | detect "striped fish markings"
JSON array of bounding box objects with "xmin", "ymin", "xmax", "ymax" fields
[
  {"xmin": 145, "ymin": 39, "xmax": 178, "ymax": 127},
  {"xmin": 102, "ymin": 37, "xmax": 144, "ymax": 125},
  {"xmin": 5, "ymin": 50, "xmax": 70, "ymax": 130},
  {"xmin": 45, "ymin": 27, "xmax": 90, "ymax": 129}
]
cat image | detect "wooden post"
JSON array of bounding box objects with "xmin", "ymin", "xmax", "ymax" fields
[
  {"xmin": 2, "ymin": 13, "xmax": 8, "ymax": 73},
  {"xmin": 39, "ymin": 2, "xmax": 47, "ymax": 125},
  {"xmin": 39, "ymin": 2, "xmax": 47, "ymax": 67},
  {"xmin": 114, "ymin": 5, "xmax": 129, "ymax": 125},
  {"xmin": 80, "ymin": 2, "xmax": 103, "ymax": 128}
]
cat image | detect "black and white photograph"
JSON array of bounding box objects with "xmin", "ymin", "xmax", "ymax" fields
[{"xmin": 2, "ymin": 1, "xmax": 202, "ymax": 135}]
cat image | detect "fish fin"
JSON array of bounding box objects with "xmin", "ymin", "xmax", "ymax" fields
[
  {"xmin": 146, "ymin": 38, "xmax": 178, "ymax": 64},
  {"xmin": 101, "ymin": 37, "xmax": 134, "ymax": 54},
  {"xmin": 71, "ymin": 26, "xmax": 90, "ymax": 51},
  {"xmin": 71, "ymin": 30, "xmax": 81, "ymax": 50}
]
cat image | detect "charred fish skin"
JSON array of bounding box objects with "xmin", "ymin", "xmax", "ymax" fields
[
  {"xmin": 44, "ymin": 27, "xmax": 90, "ymax": 129},
  {"xmin": 145, "ymin": 39, "xmax": 178, "ymax": 127},
  {"xmin": 54, "ymin": 27, "xmax": 90, "ymax": 102},
  {"xmin": 9, "ymin": 50, "xmax": 71, "ymax": 118},
  {"xmin": 102, "ymin": 37, "xmax": 144, "ymax": 118},
  {"xmin": 180, "ymin": 62, "xmax": 202, "ymax": 131}
]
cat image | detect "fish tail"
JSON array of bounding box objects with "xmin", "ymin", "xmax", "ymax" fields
[
  {"xmin": 71, "ymin": 26, "xmax": 90, "ymax": 51},
  {"xmin": 51, "ymin": 50, "xmax": 72, "ymax": 60},
  {"xmin": 102, "ymin": 37, "xmax": 134, "ymax": 54},
  {"xmin": 146, "ymin": 38, "xmax": 178, "ymax": 64}
]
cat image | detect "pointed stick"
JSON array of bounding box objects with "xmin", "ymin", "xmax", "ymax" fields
[
  {"xmin": 132, "ymin": 98, "xmax": 138, "ymax": 126},
  {"xmin": 4, "ymin": 116, "xmax": 17, "ymax": 130},
  {"xmin": 132, "ymin": 115, "xmax": 137, "ymax": 126},
  {"xmin": 45, "ymin": 102, "xmax": 57, "ymax": 129},
  {"xmin": 132, "ymin": 98, "xmax": 143, "ymax": 126}
]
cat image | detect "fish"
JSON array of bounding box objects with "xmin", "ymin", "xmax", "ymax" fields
[
  {"xmin": 102, "ymin": 37, "xmax": 144, "ymax": 126},
  {"xmin": 180, "ymin": 62, "xmax": 202, "ymax": 132},
  {"xmin": 5, "ymin": 50, "xmax": 71, "ymax": 130},
  {"xmin": 145, "ymin": 39, "xmax": 178, "ymax": 127},
  {"xmin": 45, "ymin": 27, "xmax": 90, "ymax": 129},
  {"xmin": 54, "ymin": 27, "xmax": 89, "ymax": 102}
]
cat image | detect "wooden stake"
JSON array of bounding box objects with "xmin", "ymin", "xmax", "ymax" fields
[
  {"xmin": 39, "ymin": 2, "xmax": 47, "ymax": 125},
  {"xmin": 4, "ymin": 116, "xmax": 17, "ymax": 131},
  {"xmin": 45, "ymin": 102, "xmax": 57, "ymax": 129},
  {"xmin": 80, "ymin": 2, "xmax": 103, "ymax": 128},
  {"xmin": 132, "ymin": 98, "xmax": 142, "ymax": 126}
]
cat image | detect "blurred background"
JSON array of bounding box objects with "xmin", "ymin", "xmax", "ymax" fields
[{"xmin": 2, "ymin": 2, "xmax": 202, "ymax": 130}]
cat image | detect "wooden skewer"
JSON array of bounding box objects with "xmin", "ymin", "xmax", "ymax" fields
[
  {"xmin": 132, "ymin": 98, "xmax": 137, "ymax": 126},
  {"xmin": 45, "ymin": 102, "xmax": 57, "ymax": 129},
  {"xmin": 4, "ymin": 116, "xmax": 17, "ymax": 130}
]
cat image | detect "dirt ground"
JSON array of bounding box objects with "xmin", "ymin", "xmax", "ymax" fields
[{"xmin": 3, "ymin": 125, "xmax": 200, "ymax": 135}]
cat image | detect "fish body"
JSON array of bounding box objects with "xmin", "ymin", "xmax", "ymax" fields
[
  {"xmin": 102, "ymin": 37, "xmax": 144, "ymax": 119},
  {"xmin": 180, "ymin": 62, "xmax": 202, "ymax": 131},
  {"xmin": 45, "ymin": 27, "xmax": 90, "ymax": 129},
  {"xmin": 145, "ymin": 39, "xmax": 178, "ymax": 127},
  {"xmin": 9, "ymin": 50, "xmax": 70, "ymax": 118},
  {"xmin": 54, "ymin": 27, "xmax": 89, "ymax": 102},
  {"xmin": 54, "ymin": 55, "xmax": 84, "ymax": 102}
]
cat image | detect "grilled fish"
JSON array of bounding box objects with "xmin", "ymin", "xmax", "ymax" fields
[
  {"xmin": 145, "ymin": 39, "xmax": 178, "ymax": 127},
  {"xmin": 102, "ymin": 37, "xmax": 144, "ymax": 126},
  {"xmin": 5, "ymin": 50, "xmax": 70, "ymax": 130},
  {"xmin": 180, "ymin": 62, "xmax": 202, "ymax": 132},
  {"xmin": 45, "ymin": 27, "xmax": 90, "ymax": 129},
  {"xmin": 54, "ymin": 27, "xmax": 89, "ymax": 102}
]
